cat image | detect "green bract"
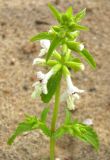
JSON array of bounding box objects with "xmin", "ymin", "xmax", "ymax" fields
[{"xmin": 8, "ymin": 4, "xmax": 99, "ymax": 160}]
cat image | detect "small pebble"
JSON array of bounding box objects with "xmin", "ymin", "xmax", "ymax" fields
[
  {"xmin": 2, "ymin": 34, "xmax": 6, "ymax": 39},
  {"xmin": 89, "ymin": 87, "xmax": 96, "ymax": 92},
  {"xmin": 83, "ymin": 119, "xmax": 93, "ymax": 126},
  {"xmin": 10, "ymin": 58, "xmax": 16, "ymax": 65},
  {"xmin": 1, "ymin": 22, "xmax": 6, "ymax": 26},
  {"xmin": 23, "ymin": 84, "xmax": 28, "ymax": 91}
]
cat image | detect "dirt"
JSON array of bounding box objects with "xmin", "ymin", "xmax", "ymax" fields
[{"xmin": 0, "ymin": 0, "xmax": 110, "ymax": 159}]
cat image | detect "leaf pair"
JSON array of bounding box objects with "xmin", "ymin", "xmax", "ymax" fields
[
  {"xmin": 8, "ymin": 108, "xmax": 50, "ymax": 145},
  {"xmin": 54, "ymin": 110, "xmax": 99, "ymax": 150}
]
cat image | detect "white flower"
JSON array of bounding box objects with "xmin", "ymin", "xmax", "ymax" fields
[
  {"xmin": 31, "ymin": 82, "xmax": 42, "ymax": 99},
  {"xmin": 33, "ymin": 58, "xmax": 46, "ymax": 65},
  {"xmin": 66, "ymin": 75, "xmax": 84, "ymax": 94},
  {"xmin": 83, "ymin": 119, "xmax": 93, "ymax": 126},
  {"xmin": 67, "ymin": 93, "xmax": 80, "ymax": 110},
  {"xmin": 64, "ymin": 75, "xmax": 84, "ymax": 110},
  {"xmin": 36, "ymin": 69, "xmax": 54, "ymax": 94},
  {"xmin": 32, "ymin": 64, "xmax": 61, "ymax": 96},
  {"xmin": 79, "ymin": 44, "xmax": 84, "ymax": 51},
  {"xmin": 39, "ymin": 40, "xmax": 50, "ymax": 57},
  {"xmin": 37, "ymin": 71, "xmax": 45, "ymax": 80}
]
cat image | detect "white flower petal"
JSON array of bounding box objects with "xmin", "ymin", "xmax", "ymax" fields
[
  {"xmin": 37, "ymin": 71, "xmax": 45, "ymax": 80},
  {"xmin": 66, "ymin": 75, "xmax": 84, "ymax": 94},
  {"xmin": 31, "ymin": 82, "xmax": 42, "ymax": 99},
  {"xmin": 40, "ymin": 40, "xmax": 50, "ymax": 50},
  {"xmin": 67, "ymin": 95, "xmax": 76, "ymax": 110},
  {"xmin": 39, "ymin": 49, "xmax": 47, "ymax": 57},
  {"xmin": 32, "ymin": 82, "xmax": 38, "ymax": 87},
  {"xmin": 45, "ymin": 69, "xmax": 54, "ymax": 80},
  {"xmin": 42, "ymin": 82, "xmax": 48, "ymax": 94},
  {"xmin": 79, "ymin": 44, "xmax": 84, "ymax": 51},
  {"xmin": 74, "ymin": 93, "xmax": 80, "ymax": 100},
  {"xmin": 33, "ymin": 58, "xmax": 45, "ymax": 65}
]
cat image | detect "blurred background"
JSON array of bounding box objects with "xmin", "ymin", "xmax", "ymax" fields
[{"xmin": 0, "ymin": 0, "xmax": 110, "ymax": 159}]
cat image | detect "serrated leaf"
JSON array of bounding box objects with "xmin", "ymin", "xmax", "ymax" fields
[
  {"xmin": 30, "ymin": 32, "xmax": 52, "ymax": 42},
  {"xmin": 78, "ymin": 48, "xmax": 96, "ymax": 69},
  {"xmin": 74, "ymin": 8, "xmax": 86, "ymax": 22},
  {"xmin": 8, "ymin": 116, "xmax": 38, "ymax": 145},
  {"xmin": 68, "ymin": 121, "xmax": 99, "ymax": 150},
  {"xmin": 40, "ymin": 107, "xmax": 50, "ymax": 123},
  {"xmin": 48, "ymin": 3, "xmax": 61, "ymax": 22},
  {"xmin": 46, "ymin": 36, "xmax": 61, "ymax": 61},
  {"xmin": 41, "ymin": 70, "xmax": 62, "ymax": 103},
  {"xmin": 8, "ymin": 115, "xmax": 52, "ymax": 145}
]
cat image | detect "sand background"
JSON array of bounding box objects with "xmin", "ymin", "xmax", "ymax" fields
[{"xmin": 0, "ymin": 0, "xmax": 110, "ymax": 159}]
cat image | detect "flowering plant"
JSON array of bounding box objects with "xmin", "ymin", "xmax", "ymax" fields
[{"xmin": 8, "ymin": 4, "xmax": 99, "ymax": 160}]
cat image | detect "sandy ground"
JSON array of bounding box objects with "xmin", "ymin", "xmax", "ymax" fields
[{"xmin": 0, "ymin": 0, "xmax": 110, "ymax": 159}]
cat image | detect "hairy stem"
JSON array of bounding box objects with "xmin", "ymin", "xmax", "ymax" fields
[{"xmin": 50, "ymin": 81, "xmax": 61, "ymax": 160}]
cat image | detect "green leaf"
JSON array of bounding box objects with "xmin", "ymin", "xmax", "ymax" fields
[
  {"xmin": 72, "ymin": 58, "xmax": 81, "ymax": 63},
  {"xmin": 53, "ymin": 118, "xmax": 99, "ymax": 150},
  {"xmin": 66, "ymin": 6, "xmax": 73, "ymax": 17},
  {"xmin": 30, "ymin": 32, "xmax": 52, "ymax": 42},
  {"xmin": 41, "ymin": 70, "xmax": 62, "ymax": 103},
  {"xmin": 67, "ymin": 41, "xmax": 96, "ymax": 69},
  {"xmin": 46, "ymin": 36, "xmax": 61, "ymax": 61},
  {"xmin": 52, "ymin": 25, "xmax": 61, "ymax": 32},
  {"xmin": 67, "ymin": 121, "xmax": 99, "ymax": 150},
  {"xmin": 74, "ymin": 8, "xmax": 86, "ymax": 22},
  {"xmin": 66, "ymin": 41, "xmax": 83, "ymax": 52},
  {"xmin": 65, "ymin": 61, "xmax": 84, "ymax": 72},
  {"xmin": 8, "ymin": 115, "xmax": 38, "ymax": 145},
  {"xmin": 8, "ymin": 115, "xmax": 52, "ymax": 145},
  {"xmin": 70, "ymin": 23, "xmax": 88, "ymax": 31},
  {"xmin": 40, "ymin": 107, "xmax": 50, "ymax": 123},
  {"xmin": 78, "ymin": 49, "xmax": 96, "ymax": 69},
  {"xmin": 48, "ymin": 3, "xmax": 61, "ymax": 22},
  {"xmin": 39, "ymin": 123, "xmax": 51, "ymax": 137}
]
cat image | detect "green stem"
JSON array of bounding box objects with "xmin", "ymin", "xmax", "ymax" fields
[{"xmin": 50, "ymin": 81, "xmax": 61, "ymax": 160}]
